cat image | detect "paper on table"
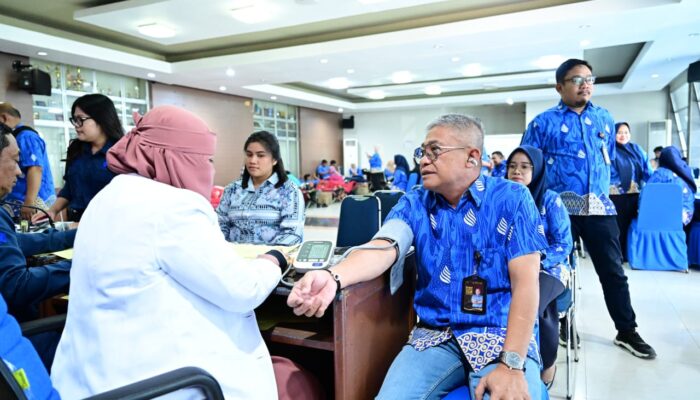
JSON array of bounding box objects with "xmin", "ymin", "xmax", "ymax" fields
[
  {"xmin": 51, "ymin": 249, "xmax": 74, "ymax": 259},
  {"xmin": 230, "ymin": 243, "xmax": 299, "ymax": 260}
]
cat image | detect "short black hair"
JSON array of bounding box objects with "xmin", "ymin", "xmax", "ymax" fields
[
  {"xmin": 491, "ymin": 151, "xmax": 504, "ymax": 158},
  {"xmin": 653, "ymin": 146, "xmax": 664, "ymax": 153},
  {"xmin": 321, "ymin": 159, "xmax": 328, "ymax": 164},
  {"xmin": 330, "ymin": 160, "xmax": 337, "ymax": 165},
  {"xmin": 556, "ymin": 59, "xmax": 593, "ymax": 83}
]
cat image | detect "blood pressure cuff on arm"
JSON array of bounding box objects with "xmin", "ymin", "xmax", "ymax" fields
[{"xmin": 372, "ymin": 218, "xmax": 414, "ymax": 294}]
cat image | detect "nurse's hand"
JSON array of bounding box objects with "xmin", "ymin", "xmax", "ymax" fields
[{"xmin": 287, "ymin": 270, "xmax": 336, "ymax": 318}]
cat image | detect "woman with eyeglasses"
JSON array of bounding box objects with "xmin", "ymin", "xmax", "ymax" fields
[
  {"xmin": 609, "ymin": 122, "xmax": 653, "ymax": 261},
  {"xmin": 34, "ymin": 94, "xmax": 123, "ymax": 223},
  {"xmin": 217, "ymin": 131, "xmax": 304, "ymax": 245},
  {"xmin": 507, "ymin": 145, "xmax": 573, "ymax": 389}
]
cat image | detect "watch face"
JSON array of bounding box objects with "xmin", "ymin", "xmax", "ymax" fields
[{"xmin": 505, "ymin": 352, "xmax": 523, "ymax": 368}]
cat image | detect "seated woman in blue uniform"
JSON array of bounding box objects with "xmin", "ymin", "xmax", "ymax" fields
[
  {"xmin": 609, "ymin": 122, "xmax": 652, "ymax": 261},
  {"xmin": 391, "ymin": 154, "xmax": 410, "ymax": 191},
  {"xmin": 217, "ymin": 131, "xmax": 304, "ymax": 245},
  {"xmin": 34, "ymin": 94, "xmax": 123, "ymax": 223},
  {"xmin": 507, "ymin": 145, "xmax": 572, "ymax": 388},
  {"xmin": 644, "ymin": 146, "xmax": 697, "ymax": 225}
]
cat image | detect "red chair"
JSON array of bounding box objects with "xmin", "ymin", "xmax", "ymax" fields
[{"xmin": 210, "ymin": 185, "xmax": 225, "ymax": 209}]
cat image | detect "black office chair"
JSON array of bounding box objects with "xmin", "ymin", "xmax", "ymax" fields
[
  {"xmin": 336, "ymin": 195, "xmax": 381, "ymax": 247},
  {"xmin": 373, "ymin": 190, "xmax": 404, "ymax": 225},
  {"xmin": 1, "ymin": 312, "xmax": 225, "ymax": 400},
  {"xmin": 367, "ymin": 172, "xmax": 388, "ymax": 192}
]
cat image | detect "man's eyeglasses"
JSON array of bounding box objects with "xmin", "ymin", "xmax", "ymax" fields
[
  {"xmin": 507, "ymin": 162, "xmax": 533, "ymax": 172},
  {"xmin": 69, "ymin": 116, "xmax": 92, "ymax": 128},
  {"xmin": 414, "ymin": 144, "xmax": 467, "ymax": 163},
  {"xmin": 563, "ymin": 75, "xmax": 596, "ymax": 86}
]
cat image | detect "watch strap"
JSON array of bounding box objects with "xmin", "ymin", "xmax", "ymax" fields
[{"xmin": 323, "ymin": 268, "xmax": 341, "ymax": 293}]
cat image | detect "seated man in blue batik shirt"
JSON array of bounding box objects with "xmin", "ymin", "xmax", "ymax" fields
[
  {"xmin": 0, "ymin": 131, "xmax": 76, "ymax": 369},
  {"xmin": 315, "ymin": 159, "xmax": 330, "ymax": 180},
  {"xmin": 490, "ymin": 151, "xmax": 506, "ymax": 178},
  {"xmin": 521, "ymin": 58, "xmax": 656, "ymax": 359},
  {"xmin": 288, "ymin": 114, "xmax": 548, "ymax": 400},
  {"xmin": 0, "ymin": 103, "xmax": 55, "ymax": 221}
]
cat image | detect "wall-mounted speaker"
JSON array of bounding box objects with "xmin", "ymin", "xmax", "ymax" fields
[
  {"xmin": 340, "ymin": 115, "xmax": 354, "ymax": 129},
  {"xmin": 17, "ymin": 68, "xmax": 52, "ymax": 96}
]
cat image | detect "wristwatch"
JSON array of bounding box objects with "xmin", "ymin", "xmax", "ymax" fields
[
  {"xmin": 323, "ymin": 268, "xmax": 342, "ymax": 293},
  {"xmin": 498, "ymin": 351, "xmax": 525, "ymax": 371}
]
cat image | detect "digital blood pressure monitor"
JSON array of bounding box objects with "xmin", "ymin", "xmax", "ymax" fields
[{"xmin": 293, "ymin": 240, "xmax": 334, "ymax": 272}]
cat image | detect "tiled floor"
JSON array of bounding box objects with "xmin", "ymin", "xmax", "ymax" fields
[{"xmin": 303, "ymin": 203, "xmax": 700, "ymax": 400}]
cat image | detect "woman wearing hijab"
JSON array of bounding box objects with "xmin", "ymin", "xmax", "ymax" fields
[
  {"xmin": 391, "ymin": 154, "xmax": 410, "ymax": 191},
  {"xmin": 507, "ymin": 145, "xmax": 573, "ymax": 388},
  {"xmin": 51, "ymin": 106, "xmax": 285, "ymax": 399},
  {"xmin": 217, "ymin": 131, "xmax": 304, "ymax": 245},
  {"xmin": 609, "ymin": 122, "xmax": 652, "ymax": 261},
  {"xmin": 644, "ymin": 146, "xmax": 697, "ymax": 225}
]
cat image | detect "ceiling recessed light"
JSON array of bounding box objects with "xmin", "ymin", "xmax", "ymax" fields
[
  {"xmin": 579, "ymin": 24, "xmax": 591, "ymax": 29},
  {"xmin": 391, "ymin": 71, "xmax": 413, "ymax": 84},
  {"xmin": 225, "ymin": 68, "xmax": 236, "ymax": 77},
  {"xmin": 579, "ymin": 39, "xmax": 591, "ymax": 47},
  {"xmin": 36, "ymin": 51, "xmax": 48, "ymax": 56},
  {"xmin": 367, "ymin": 90, "xmax": 385, "ymax": 100},
  {"xmin": 137, "ymin": 23, "xmax": 176, "ymax": 38},
  {"xmin": 651, "ymin": 73, "xmax": 659, "ymax": 78},
  {"xmin": 462, "ymin": 63, "xmax": 482, "ymax": 77},
  {"xmin": 230, "ymin": 4, "xmax": 277, "ymax": 24},
  {"xmin": 346, "ymin": 68, "xmax": 355, "ymax": 74},
  {"xmin": 338, "ymin": 107, "xmax": 344, "ymax": 113},
  {"xmin": 270, "ymin": 96, "xmax": 277, "ymax": 100},
  {"xmin": 505, "ymin": 98, "xmax": 514, "ymax": 105},
  {"xmin": 328, "ymin": 77, "xmax": 350, "ymax": 90},
  {"xmin": 219, "ymin": 86, "xmax": 227, "ymax": 91},
  {"xmin": 320, "ymin": 58, "xmax": 329, "ymax": 64},
  {"xmin": 451, "ymin": 57, "xmax": 460, "ymax": 63},
  {"xmin": 433, "ymin": 44, "xmax": 444, "ymax": 49},
  {"xmin": 147, "ymin": 72, "xmax": 156, "ymax": 79},
  {"xmin": 424, "ymin": 85, "xmax": 442, "ymax": 96},
  {"xmin": 533, "ymin": 55, "xmax": 565, "ymax": 69},
  {"xmin": 689, "ymin": 33, "xmax": 700, "ymax": 37}
]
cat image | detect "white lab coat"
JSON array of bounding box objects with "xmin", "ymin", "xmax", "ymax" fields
[{"xmin": 51, "ymin": 174, "xmax": 281, "ymax": 399}]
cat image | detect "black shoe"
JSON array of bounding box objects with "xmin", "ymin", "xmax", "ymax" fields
[
  {"xmin": 614, "ymin": 330, "xmax": 657, "ymax": 359},
  {"xmin": 558, "ymin": 317, "xmax": 580, "ymax": 349}
]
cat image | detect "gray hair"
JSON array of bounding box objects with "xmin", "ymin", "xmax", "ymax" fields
[{"xmin": 426, "ymin": 114, "xmax": 484, "ymax": 150}]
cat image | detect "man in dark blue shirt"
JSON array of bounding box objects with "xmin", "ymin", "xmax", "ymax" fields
[
  {"xmin": 522, "ymin": 59, "xmax": 656, "ymax": 359},
  {"xmin": 0, "ymin": 130, "xmax": 75, "ymax": 368}
]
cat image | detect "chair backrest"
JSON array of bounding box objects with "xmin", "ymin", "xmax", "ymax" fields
[
  {"xmin": 373, "ymin": 190, "xmax": 404, "ymax": 225},
  {"xmin": 368, "ymin": 172, "xmax": 387, "ymax": 192},
  {"xmin": 406, "ymin": 173, "xmax": 419, "ymax": 190},
  {"xmin": 638, "ymin": 183, "xmax": 683, "ymax": 231},
  {"xmin": 336, "ymin": 195, "xmax": 381, "ymax": 247}
]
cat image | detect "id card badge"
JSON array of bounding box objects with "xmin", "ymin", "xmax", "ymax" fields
[
  {"xmin": 462, "ymin": 275, "xmax": 487, "ymax": 315},
  {"xmin": 600, "ymin": 134, "xmax": 611, "ymax": 165}
]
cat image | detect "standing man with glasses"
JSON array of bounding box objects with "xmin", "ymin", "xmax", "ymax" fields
[
  {"xmin": 0, "ymin": 102, "xmax": 55, "ymax": 221},
  {"xmin": 521, "ymin": 59, "xmax": 656, "ymax": 359},
  {"xmin": 288, "ymin": 114, "xmax": 548, "ymax": 399}
]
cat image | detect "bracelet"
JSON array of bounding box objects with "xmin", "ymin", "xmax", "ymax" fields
[
  {"xmin": 265, "ymin": 250, "xmax": 288, "ymax": 271},
  {"xmin": 323, "ymin": 268, "xmax": 341, "ymax": 293}
]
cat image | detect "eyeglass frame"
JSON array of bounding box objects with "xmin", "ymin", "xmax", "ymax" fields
[
  {"xmin": 506, "ymin": 162, "xmax": 534, "ymax": 172},
  {"xmin": 69, "ymin": 116, "xmax": 92, "ymax": 128},
  {"xmin": 414, "ymin": 144, "xmax": 468, "ymax": 163},
  {"xmin": 562, "ymin": 75, "xmax": 596, "ymax": 86}
]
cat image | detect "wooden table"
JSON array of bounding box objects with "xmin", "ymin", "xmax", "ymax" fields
[{"xmin": 257, "ymin": 258, "xmax": 416, "ymax": 399}]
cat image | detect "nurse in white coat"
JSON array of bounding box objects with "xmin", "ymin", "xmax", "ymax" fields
[{"xmin": 51, "ymin": 106, "xmax": 283, "ymax": 399}]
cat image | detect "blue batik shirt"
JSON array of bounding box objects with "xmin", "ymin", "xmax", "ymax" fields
[
  {"xmin": 369, "ymin": 153, "xmax": 382, "ymax": 170},
  {"xmin": 8, "ymin": 125, "xmax": 56, "ymax": 206},
  {"xmin": 645, "ymin": 167, "xmax": 695, "ymax": 225},
  {"xmin": 491, "ymin": 162, "xmax": 506, "ymax": 178},
  {"xmin": 383, "ymin": 174, "xmax": 548, "ymax": 372},
  {"xmin": 522, "ymin": 100, "xmax": 617, "ymax": 216},
  {"xmin": 217, "ymin": 174, "xmax": 305, "ymax": 245},
  {"xmin": 610, "ymin": 142, "xmax": 652, "ymax": 194},
  {"xmin": 540, "ymin": 190, "xmax": 573, "ymax": 286},
  {"xmin": 58, "ymin": 141, "xmax": 117, "ymax": 212}
]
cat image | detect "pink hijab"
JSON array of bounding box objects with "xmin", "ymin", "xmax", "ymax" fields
[{"xmin": 107, "ymin": 105, "xmax": 216, "ymax": 199}]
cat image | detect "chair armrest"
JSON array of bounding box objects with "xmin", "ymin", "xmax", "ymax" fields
[
  {"xmin": 83, "ymin": 367, "xmax": 224, "ymax": 400},
  {"xmin": 19, "ymin": 314, "xmax": 66, "ymax": 336}
]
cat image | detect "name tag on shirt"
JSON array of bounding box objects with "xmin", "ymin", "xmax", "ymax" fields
[{"xmin": 462, "ymin": 275, "xmax": 487, "ymax": 315}]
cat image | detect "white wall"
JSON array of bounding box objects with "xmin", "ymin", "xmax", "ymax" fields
[
  {"xmin": 526, "ymin": 90, "xmax": 670, "ymax": 153},
  {"xmin": 343, "ymin": 104, "xmax": 525, "ymax": 170}
]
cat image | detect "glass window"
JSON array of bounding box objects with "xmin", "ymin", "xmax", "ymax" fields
[
  {"xmin": 252, "ymin": 100, "xmax": 300, "ymax": 175},
  {"xmin": 671, "ymin": 83, "xmax": 689, "ymax": 111}
]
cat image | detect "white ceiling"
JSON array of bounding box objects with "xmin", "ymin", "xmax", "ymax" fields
[{"xmin": 1, "ymin": 0, "xmax": 699, "ymax": 113}]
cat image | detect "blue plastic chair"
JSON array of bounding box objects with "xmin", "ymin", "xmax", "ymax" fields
[
  {"xmin": 336, "ymin": 195, "xmax": 381, "ymax": 247},
  {"xmin": 688, "ymin": 221, "xmax": 700, "ymax": 267},
  {"xmin": 373, "ymin": 190, "xmax": 404, "ymax": 225},
  {"xmin": 627, "ymin": 183, "xmax": 688, "ymax": 271}
]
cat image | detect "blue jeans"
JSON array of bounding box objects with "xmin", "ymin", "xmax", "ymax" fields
[{"xmin": 376, "ymin": 340, "xmax": 542, "ymax": 400}]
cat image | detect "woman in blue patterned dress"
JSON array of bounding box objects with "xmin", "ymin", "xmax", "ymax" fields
[
  {"xmin": 217, "ymin": 131, "xmax": 304, "ymax": 245},
  {"xmin": 644, "ymin": 146, "xmax": 696, "ymax": 226},
  {"xmin": 507, "ymin": 145, "xmax": 573, "ymax": 388}
]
